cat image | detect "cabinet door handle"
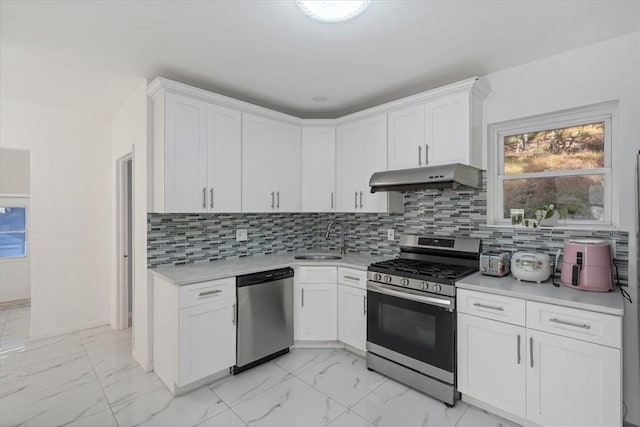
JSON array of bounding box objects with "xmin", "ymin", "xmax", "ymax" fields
[
  {"xmin": 473, "ymin": 302, "xmax": 504, "ymax": 311},
  {"xmin": 418, "ymin": 145, "xmax": 422, "ymax": 166},
  {"xmin": 276, "ymin": 191, "xmax": 280, "ymax": 208},
  {"xmin": 271, "ymin": 191, "xmax": 275, "ymax": 209},
  {"xmin": 425, "ymin": 144, "xmax": 429, "ymax": 165},
  {"xmin": 529, "ymin": 337, "xmax": 534, "ymax": 368},
  {"xmin": 301, "ymin": 289, "xmax": 304, "ymax": 307},
  {"xmin": 210, "ymin": 188, "xmax": 214, "ymax": 209},
  {"xmin": 359, "ymin": 191, "xmax": 363, "ymax": 208},
  {"xmin": 344, "ymin": 275, "xmax": 360, "ymax": 281},
  {"xmin": 202, "ymin": 187, "xmax": 207, "ymax": 209},
  {"xmin": 199, "ymin": 289, "xmax": 222, "ymax": 298},
  {"xmin": 549, "ymin": 318, "xmax": 591, "ymax": 330},
  {"xmin": 517, "ymin": 334, "xmax": 521, "ymax": 364},
  {"xmin": 232, "ymin": 303, "xmax": 236, "ymax": 325},
  {"xmin": 354, "ymin": 191, "xmax": 358, "ymax": 209},
  {"xmin": 363, "ymin": 296, "xmax": 367, "ymax": 315},
  {"xmin": 331, "ymin": 192, "xmax": 334, "ymax": 209}
]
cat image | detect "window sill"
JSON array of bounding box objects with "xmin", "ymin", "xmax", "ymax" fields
[
  {"xmin": 486, "ymin": 223, "xmax": 618, "ymax": 232},
  {"xmin": 0, "ymin": 256, "xmax": 29, "ymax": 263}
]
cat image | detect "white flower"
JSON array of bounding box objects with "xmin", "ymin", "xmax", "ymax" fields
[{"xmin": 548, "ymin": 204, "xmax": 554, "ymax": 210}]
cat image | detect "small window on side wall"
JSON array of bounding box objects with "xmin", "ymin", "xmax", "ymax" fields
[
  {"xmin": 0, "ymin": 205, "xmax": 27, "ymax": 258},
  {"xmin": 488, "ymin": 102, "xmax": 615, "ymax": 227}
]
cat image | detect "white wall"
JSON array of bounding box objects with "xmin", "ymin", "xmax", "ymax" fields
[
  {"xmin": 0, "ymin": 98, "xmax": 112, "ymax": 337},
  {"xmin": 482, "ymin": 32, "xmax": 640, "ymax": 425},
  {"xmin": 110, "ymin": 80, "xmax": 152, "ymax": 369}
]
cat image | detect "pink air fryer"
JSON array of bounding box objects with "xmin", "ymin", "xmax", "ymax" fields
[{"xmin": 560, "ymin": 240, "xmax": 613, "ymax": 292}]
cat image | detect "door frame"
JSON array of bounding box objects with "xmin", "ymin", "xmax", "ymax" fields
[{"xmin": 115, "ymin": 153, "xmax": 134, "ymax": 330}]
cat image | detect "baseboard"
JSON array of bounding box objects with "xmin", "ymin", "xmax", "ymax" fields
[
  {"xmin": 132, "ymin": 348, "xmax": 153, "ymax": 372},
  {"xmin": 293, "ymin": 340, "xmax": 344, "ymax": 349},
  {"xmin": 624, "ymin": 422, "xmax": 640, "ymax": 427},
  {"xmin": 461, "ymin": 394, "xmax": 531, "ymax": 427},
  {"xmin": 29, "ymin": 319, "xmax": 109, "ymax": 341}
]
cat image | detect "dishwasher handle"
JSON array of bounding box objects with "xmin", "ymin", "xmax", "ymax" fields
[{"xmin": 236, "ymin": 267, "xmax": 294, "ymax": 287}]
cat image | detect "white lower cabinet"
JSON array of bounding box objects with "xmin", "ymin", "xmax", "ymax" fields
[
  {"xmin": 178, "ymin": 299, "xmax": 236, "ymax": 387},
  {"xmin": 457, "ymin": 289, "xmax": 622, "ymax": 427},
  {"xmin": 153, "ymin": 276, "xmax": 236, "ymax": 395},
  {"xmin": 526, "ymin": 329, "xmax": 621, "ymax": 427},
  {"xmin": 297, "ymin": 283, "xmax": 338, "ymax": 341},
  {"xmin": 338, "ymin": 285, "xmax": 367, "ymax": 351},
  {"xmin": 457, "ymin": 313, "xmax": 526, "ymax": 418}
]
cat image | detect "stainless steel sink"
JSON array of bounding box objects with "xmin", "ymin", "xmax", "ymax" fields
[{"xmin": 294, "ymin": 254, "xmax": 342, "ymax": 260}]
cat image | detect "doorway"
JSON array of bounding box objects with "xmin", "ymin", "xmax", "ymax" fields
[{"xmin": 116, "ymin": 154, "xmax": 133, "ymax": 330}]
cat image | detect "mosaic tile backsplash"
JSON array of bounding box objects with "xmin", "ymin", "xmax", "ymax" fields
[{"xmin": 148, "ymin": 174, "xmax": 629, "ymax": 286}]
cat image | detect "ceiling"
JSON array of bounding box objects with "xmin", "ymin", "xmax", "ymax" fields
[{"xmin": 1, "ymin": 0, "xmax": 638, "ymax": 118}]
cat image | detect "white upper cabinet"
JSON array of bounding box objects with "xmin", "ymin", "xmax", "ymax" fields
[
  {"xmin": 301, "ymin": 126, "xmax": 336, "ymax": 212},
  {"xmin": 387, "ymin": 78, "xmax": 487, "ymax": 170},
  {"xmin": 151, "ymin": 90, "xmax": 242, "ymax": 213},
  {"xmin": 388, "ymin": 104, "xmax": 426, "ymax": 170},
  {"xmin": 206, "ymin": 104, "xmax": 242, "ymax": 212},
  {"xmin": 242, "ymin": 113, "xmax": 301, "ymax": 212},
  {"xmin": 336, "ymin": 114, "xmax": 388, "ymax": 213}
]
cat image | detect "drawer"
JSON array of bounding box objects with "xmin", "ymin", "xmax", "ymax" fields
[
  {"xmin": 298, "ymin": 266, "xmax": 337, "ymax": 284},
  {"xmin": 338, "ymin": 267, "xmax": 367, "ymax": 289},
  {"xmin": 179, "ymin": 278, "xmax": 236, "ymax": 309},
  {"xmin": 457, "ymin": 289, "xmax": 525, "ymax": 326},
  {"xmin": 526, "ymin": 301, "xmax": 621, "ymax": 348}
]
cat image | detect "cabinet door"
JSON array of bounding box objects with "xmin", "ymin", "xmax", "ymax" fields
[
  {"xmin": 276, "ymin": 123, "xmax": 302, "ymax": 212},
  {"xmin": 298, "ymin": 283, "xmax": 337, "ymax": 341},
  {"xmin": 388, "ymin": 105, "xmax": 425, "ymax": 170},
  {"xmin": 338, "ymin": 285, "xmax": 366, "ymax": 351},
  {"xmin": 178, "ymin": 299, "xmax": 236, "ymax": 386},
  {"xmin": 424, "ymin": 92, "xmax": 470, "ymax": 166},
  {"xmin": 242, "ymin": 113, "xmax": 278, "ymax": 212},
  {"xmin": 360, "ymin": 114, "xmax": 388, "ymax": 213},
  {"xmin": 164, "ymin": 93, "xmax": 207, "ymax": 213},
  {"xmin": 302, "ymin": 126, "xmax": 335, "ymax": 212},
  {"xmin": 335, "ymin": 123, "xmax": 363, "ymax": 212},
  {"xmin": 206, "ymin": 104, "xmax": 242, "ymax": 212},
  {"xmin": 457, "ymin": 313, "xmax": 526, "ymax": 418},
  {"xmin": 526, "ymin": 329, "xmax": 621, "ymax": 427}
]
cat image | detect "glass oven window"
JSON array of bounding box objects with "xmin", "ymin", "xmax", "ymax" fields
[{"xmin": 367, "ymin": 289, "xmax": 454, "ymax": 373}]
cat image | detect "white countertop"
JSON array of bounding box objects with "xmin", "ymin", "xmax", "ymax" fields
[
  {"xmin": 149, "ymin": 250, "xmax": 390, "ymax": 286},
  {"xmin": 457, "ymin": 272, "xmax": 625, "ymax": 316}
]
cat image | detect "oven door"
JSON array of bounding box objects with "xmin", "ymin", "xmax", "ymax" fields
[{"xmin": 367, "ymin": 281, "xmax": 455, "ymax": 383}]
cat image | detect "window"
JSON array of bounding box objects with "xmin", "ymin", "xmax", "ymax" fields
[
  {"xmin": 489, "ymin": 102, "xmax": 615, "ymax": 226},
  {"xmin": 0, "ymin": 204, "xmax": 27, "ymax": 258}
]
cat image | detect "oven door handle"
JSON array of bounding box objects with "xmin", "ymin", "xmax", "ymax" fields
[{"xmin": 367, "ymin": 282, "xmax": 454, "ymax": 309}]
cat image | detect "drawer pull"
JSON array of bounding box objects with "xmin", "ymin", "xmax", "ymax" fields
[
  {"xmin": 199, "ymin": 289, "xmax": 222, "ymax": 298},
  {"xmin": 549, "ymin": 318, "xmax": 591, "ymax": 330},
  {"xmin": 517, "ymin": 334, "xmax": 521, "ymax": 364},
  {"xmin": 473, "ymin": 302, "xmax": 504, "ymax": 311},
  {"xmin": 344, "ymin": 275, "xmax": 361, "ymax": 281}
]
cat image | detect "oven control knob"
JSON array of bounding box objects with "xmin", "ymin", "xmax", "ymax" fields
[
  {"xmin": 384, "ymin": 275, "xmax": 392, "ymax": 283},
  {"xmin": 421, "ymin": 281, "xmax": 429, "ymax": 291},
  {"xmin": 401, "ymin": 278, "xmax": 409, "ymax": 286},
  {"xmin": 373, "ymin": 273, "xmax": 382, "ymax": 281},
  {"xmin": 432, "ymin": 284, "xmax": 442, "ymax": 293}
]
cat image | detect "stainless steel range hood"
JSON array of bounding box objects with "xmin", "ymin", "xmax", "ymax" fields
[{"xmin": 369, "ymin": 163, "xmax": 482, "ymax": 193}]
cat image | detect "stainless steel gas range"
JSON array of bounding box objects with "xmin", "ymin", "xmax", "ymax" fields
[{"xmin": 366, "ymin": 234, "xmax": 481, "ymax": 406}]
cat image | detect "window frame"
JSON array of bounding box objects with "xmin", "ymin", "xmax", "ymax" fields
[
  {"xmin": 487, "ymin": 101, "xmax": 617, "ymax": 228},
  {"xmin": 0, "ymin": 196, "xmax": 29, "ymax": 261}
]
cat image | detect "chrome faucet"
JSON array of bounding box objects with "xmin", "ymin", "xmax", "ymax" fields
[{"xmin": 325, "ymin": 221, "xmax": 347, "ymax": 255}]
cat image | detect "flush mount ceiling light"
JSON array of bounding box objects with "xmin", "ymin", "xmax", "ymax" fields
[{"xmin": 296, "ymin": 1, "xmax": 371, "ymax": 23}]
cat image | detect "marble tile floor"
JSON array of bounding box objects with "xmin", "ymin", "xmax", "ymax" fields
[{"xmin": 0, "ymin": 307, "xmax": 519, "ymax": 427}]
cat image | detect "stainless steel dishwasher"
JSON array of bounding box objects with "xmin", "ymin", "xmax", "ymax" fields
[{"xmin": 233, "ymin": 267, "xmax": 294, "ymax": 374}]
